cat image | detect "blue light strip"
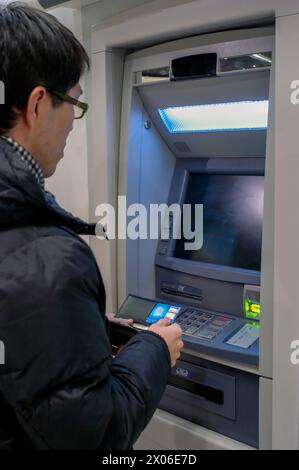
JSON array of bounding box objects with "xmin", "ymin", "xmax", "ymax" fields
[{"xmin": 158, "ymin": 100, "xmax": 269, "ymax": 133}]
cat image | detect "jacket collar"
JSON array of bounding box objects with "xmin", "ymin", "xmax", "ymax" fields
[
  {"xmin": 1, "ymin": 136, "xmax": 45, "ymax": 190},
  {"xmin": 0, "ymin": 137, "xmax": 96, "ymax": 235}
]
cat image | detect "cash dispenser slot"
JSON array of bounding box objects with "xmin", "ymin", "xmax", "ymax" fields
[
  {"xmin": 159, "ymin": 355, "xmax": 259, "ymax": 447},
  {"xmin": 161, "ymin": 359, "xmax": 236, "ymax": 420},
  {"xmin": 168, "ymin": 375, "xmax": 224, "ymax": 404},
  {"xmin": 162, "ymin": 360, "xmax": 236, "ymax": 420}
]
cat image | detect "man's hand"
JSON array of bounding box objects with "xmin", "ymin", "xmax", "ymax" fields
[
  {"xmin": 149, "ymin": 318, "xmax": 184, "ymax": 367},
  {"xmin": 106, "ymin": 313, "xmax": 134, "ymax": 327}
]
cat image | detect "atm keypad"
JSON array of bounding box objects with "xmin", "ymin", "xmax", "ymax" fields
[{"xmin": 176, "ymin": 309, "xmax": 232, "ymax": 341}]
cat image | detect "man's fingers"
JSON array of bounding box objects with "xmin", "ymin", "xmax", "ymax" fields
[
  {"xmin": 120, "ymin": 318, "xmax": 134, "ymax": 326},
  {"xmin": 106, "ymin": 313, "xmax": 134, "ymax": 326},
  {"xmin": 154, "ymin": 318, "xmax": 171, "ymax": 327}
]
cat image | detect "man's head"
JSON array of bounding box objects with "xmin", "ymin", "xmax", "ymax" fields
[{"xmin": 0, "ymin": 2, "xmax": 90, "ymax": 177}]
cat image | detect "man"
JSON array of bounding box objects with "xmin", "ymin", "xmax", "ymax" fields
[{"xmin": 0, "ymin": 2, "xmax": 183, "ymax": 450}]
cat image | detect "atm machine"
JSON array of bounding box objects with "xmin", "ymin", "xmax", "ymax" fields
[{"xmin": 114, "ymin": 26, "xmax": 275, "ymax": 449}]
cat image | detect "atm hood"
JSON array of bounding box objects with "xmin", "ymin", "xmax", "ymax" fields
[{"xmin": 137, "ymin": 70, "xmax": 270, "ymax": 158}]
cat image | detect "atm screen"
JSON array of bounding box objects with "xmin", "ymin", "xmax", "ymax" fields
[{"xmin": 174, "ymin": 173, "xmax": 264, "ymax": 271}]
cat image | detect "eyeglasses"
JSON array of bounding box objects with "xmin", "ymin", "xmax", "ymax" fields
[{"xmin": 46, "ymin": 88, "xmax": 89, "ymax": 119}]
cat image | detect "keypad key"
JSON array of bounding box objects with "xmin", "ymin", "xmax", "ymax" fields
[{"xmin": 184, "ymin": 326, "xmax": 199, "ymax": 335}]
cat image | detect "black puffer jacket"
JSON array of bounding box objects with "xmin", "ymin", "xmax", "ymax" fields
[{"xmin": 0, "ymin": 138, "xmax": 170, "ymax": 450}]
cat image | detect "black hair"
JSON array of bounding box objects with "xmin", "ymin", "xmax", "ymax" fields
[{"xmin": 0, "ymin": 1, "xmax": 90, "ymax": 133}]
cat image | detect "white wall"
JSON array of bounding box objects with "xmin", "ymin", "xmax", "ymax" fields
[{"xmin": 46, "ymin": 6, "xmax": 90, "ymax": 232}]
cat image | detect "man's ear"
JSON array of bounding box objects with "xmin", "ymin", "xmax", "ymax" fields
[{"xmin": 24, "ymin": 86, "xmax": 49, "ymax": 129}]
